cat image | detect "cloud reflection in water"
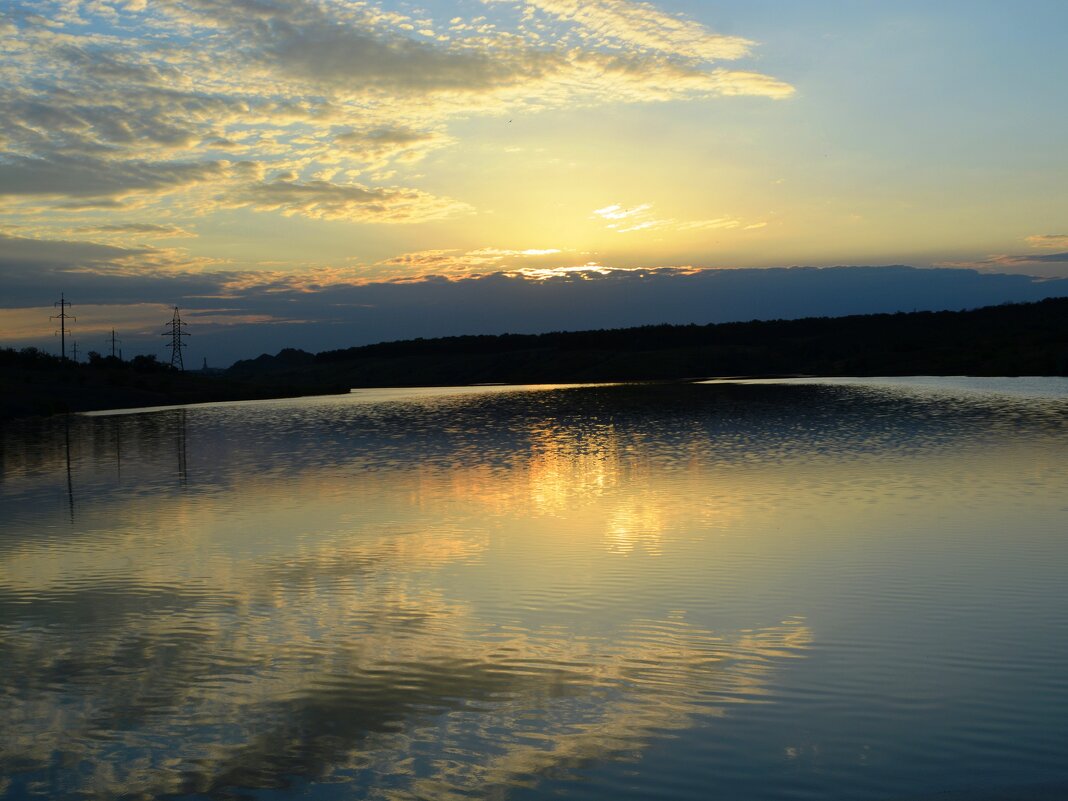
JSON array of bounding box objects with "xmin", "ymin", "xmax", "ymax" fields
[{"xmin": 2, "ymin": 381, "xmax": 1066, "ymax": 799}]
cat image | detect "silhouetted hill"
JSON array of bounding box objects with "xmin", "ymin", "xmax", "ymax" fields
[{"xmin": 227, "ymin": 297, "xmax": 1068, "ymax": 387}]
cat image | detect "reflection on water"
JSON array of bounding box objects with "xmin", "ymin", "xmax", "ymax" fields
[
  {"xmin": 63, "ymin": 416, "xmax": 74, "ymax": 524},
  {"xmin": 1, "ymin": 380, "xmax": 1067, "ymax": 800},
  {"xmin": 176, "ymin": 407, "xmax": 188, "ymax": 487}
]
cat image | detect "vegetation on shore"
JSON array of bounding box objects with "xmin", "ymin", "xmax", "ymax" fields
[
  {"xmin": 230, "ymin": 297, "xmax": 1068, "ymax": 388},
  {"xmin": 0, "ymin": 350, "xmax": 347, "ymax": 420},
  {"xmin": 4, "ymin": 297, "xmax": 1066, "ymax": 420}
]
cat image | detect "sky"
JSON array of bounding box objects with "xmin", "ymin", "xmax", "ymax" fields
[{"xmin": 2, "ymin": 0, "xmax": 1067, "ymax": 364}]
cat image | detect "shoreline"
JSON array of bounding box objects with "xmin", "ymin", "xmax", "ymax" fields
[
  {"xmin": 6, "ymin": 373, "xmax": 1066, "ymax": 422},
  {"xmin": 0, "ymin": 370, "xmax": 350, "ymax": 421}
]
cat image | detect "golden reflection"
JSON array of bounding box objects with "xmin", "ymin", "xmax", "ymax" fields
[
  {"xmin": 7, "ymin": 398, "xmax": 1054, "ymax": 596},
  {"xmin": 0, "ymin": 411, "xmax": 817, "ymax": 800},
  {"xmin": 5, "ymin": 385, "xmax": 1062, "ymax": 800},
  {"xmin": 605, "ymin": 499, "xmax": 664, "ymax": 555},
  {"xmin": 419, "ymin": 421, "xmax": 683, "ymax": 556},
  {"xmin": 525, "ymin": 423, "xmax": 620, "ymax": 513}
]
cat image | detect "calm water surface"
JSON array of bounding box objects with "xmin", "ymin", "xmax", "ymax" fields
[{"xmin": 1, "ymin": 379, "xmax": 1066, "ymax": 800}]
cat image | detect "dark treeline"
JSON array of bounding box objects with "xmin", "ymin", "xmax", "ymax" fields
[
  {"xmin": 1, "ymin": 348, "xmax": 169, "ymax": 373},
  {"xmin": 6, "ymin": 297, "xmax": 1066, "ymax": 419},
  {"xmin": 228, "ymin": 297, "xmax": 1068, "ymax": 387},
  {"xmin": 0, "ymin": 348, "xmax": 346, "ymax": 419}
]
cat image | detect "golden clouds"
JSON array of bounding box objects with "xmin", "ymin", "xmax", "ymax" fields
[
  {"xmin": 496, "ymin": 0, "xmax": 754, "ymax": 60},
  {"xmin": 332, "ymin": 126, "xmax": 452, "ymax": 170},
  {"xmin": 936, "ymin": 236, "xmax": 1068, "ymax": 276},
  {"xmin": 228, "ymin": 178, "xmax": 473, "ymax": 223},
  {"xmin": 375, "ymin": 246, "xmax": 566, "ymax": 278},
  {"xmin": 593, "ymin": 202, "xmax": 759, "ymax": 235},
  {"xmin": 709, "ymin": 68, "xmax": 796, "ymax": 99},
  {"xmin": 77, "ymin": 223, "xmax": 197, "ymax": 241},
  {"xmin": 1026, "ymin": 234, "xmax": 1068, "ymax": 250},
  {"xmin": 0, "ymin": 0, "xmax": 792, "ymax": 236}
]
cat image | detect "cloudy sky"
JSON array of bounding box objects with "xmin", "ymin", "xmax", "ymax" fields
[{"xmin": 2, "ymin": 0, "xmax": 1067, "ymax": 364}]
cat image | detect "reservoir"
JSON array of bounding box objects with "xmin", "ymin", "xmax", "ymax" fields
[{"xmin": 1, "ymin": 379, "xmax": 1066, "ymax": 800}]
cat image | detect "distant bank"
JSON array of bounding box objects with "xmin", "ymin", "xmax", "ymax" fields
[
  {"xmin": 229, "ymin": 297, "xmax": 1068, "ymax": 388},
  {"xmin": 4, "ymin": 297, "xmax": 1066, "ymax": 420},
  {"xmin": 0, "ymin": 352, "xmax": 348, "ymax": 420}
]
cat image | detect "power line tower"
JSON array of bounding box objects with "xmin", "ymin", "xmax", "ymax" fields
[
  {"xmin": 71, "ymin": 341, "xmax": 79, "ymax": 363},
  {"xmin": 163, "ymin": 306, "xmax": 190, "ymax": 370},
  {"xmin": 108, "ymin": 328, "xmax": 122, "ymax": 359},
  {"xmin": 51, "ymin": 293, "xmax": 75, "ymax": 361}
]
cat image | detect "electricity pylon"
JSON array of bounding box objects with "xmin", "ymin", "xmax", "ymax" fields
[
  {"xmin": 163, "ymin": 306, "xmax": 190, "ymax": 370},
  {"xmin": 51, "ymin": 293, "xmax": 75, "ymax": 361},
  {"xmin": 107, "ymin": 328, "xmax": 121, "ymax": 359}
]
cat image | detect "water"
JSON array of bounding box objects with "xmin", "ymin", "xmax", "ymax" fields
[{"xmin": 1, "ymin": 379, "xmax": 1066, "ymax": 801}]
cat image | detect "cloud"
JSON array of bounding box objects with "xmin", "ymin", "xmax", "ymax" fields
[
  {"xmin": 0, "ymin": 81, "xmax": 230, "ymax": 158},
  {"xmin": 708, "ymin": 69, "xmax": 796, "ymax": 99},
  {"xmin": 593, "ymin": 202, "xmax": 754, "ymax": 234},
  {"xmin": 0, "ymin": 231, "xmax": 146, "ymax": 271},
  {"xmin": 939, "ymin": 250, "xmax": 1068, "ymax": 278},
  {"xmin": 503, "ymin": 0, "xmax": 754, "ymax": 61},
  {"xmin": 376, "ymin": 249, "xmax": 462, "ymax": 270},
  {"xmin": 332, "ymin": 126, "xmax": 451, "ymax": 168},
  {"xmin": 477, "ymin": 248, "xmax": 563, "ymax": 257},
  {"xmin": 7, "ymin": 231, "xmax": 1066, "ymax": 365},
  {"xmin": 593, "ymin": 203, "xmax": 652, "ymax": 221},
  {"xmin": 267, "ymin": 16, "xmax": 561, "ymax": 94},
  {"xmin": 1021, "ymin": 252, "xmax": 1068, "ymax": 263},
  {"xmin": 228, "ymin": 179, "xmax": 472, "ymax": 222},
  {"xmin": 372, "ymin": 246, "xmax": 566, "ymax": 279},
  {"xmin": 0, "ymin": 232, "xmax": 232, "ymax": 310},
  {"xmin": 161, "ymin": 0, "xmax": 568, "ymax": 96},
  {"xmin": 0, "ymin": 0, "xmax": 793, "ymax": 243},
  {"xmin": 80, "ymin": 223, "xmax": 196, "ymax": 239},
  {"xmin": 1026, "ymin": 234, "xmax": 1068, "ymax": 250},
  {"xmin": 0, "ymin": 154, "xmax": 225, "ymax": 199},
  {"xmin": 510, "ymin": 262, "xmax": 620, "ymax": 280}
]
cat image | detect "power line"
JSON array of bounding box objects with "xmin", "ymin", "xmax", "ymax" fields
[
  {"xmin": 163, "ymin": 306, "xmax": 190, "ymax": 371},
  {"xmin": 106, "ymin": 328, "xmax": 122, "ymax": 359},
  {"xmin": 50, "ymin": 293, "xmax": 75, "ymax": 361}
]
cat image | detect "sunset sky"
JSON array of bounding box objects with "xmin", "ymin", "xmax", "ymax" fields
[{"xmin": 2, "ymin": 0, "xmax": 1067, "ymax": 363}]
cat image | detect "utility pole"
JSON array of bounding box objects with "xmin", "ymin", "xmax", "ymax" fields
[
  {"xmin": 163, "ymin": 306, "xmax": 190, "ymax": 370},
  {"xmin": 109, "ymin": 328, "xmax": 121, "ymax": 359},
  {"xmin": 51, "ymin": 293, "xmax": 75, "ymax": 361},
  {"xmin": 71, "ymin": 341, "xmax": 79, "ymax": 363}
]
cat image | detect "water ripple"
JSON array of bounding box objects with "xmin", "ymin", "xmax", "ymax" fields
[{"xmin": 1, "ymin": 380, "xmax": 1066, "ymax": 800}]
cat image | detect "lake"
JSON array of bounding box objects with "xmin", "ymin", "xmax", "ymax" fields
[{"xmin": 1, "ymin": 378, "xmax": 1066, "ymax": 800}]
